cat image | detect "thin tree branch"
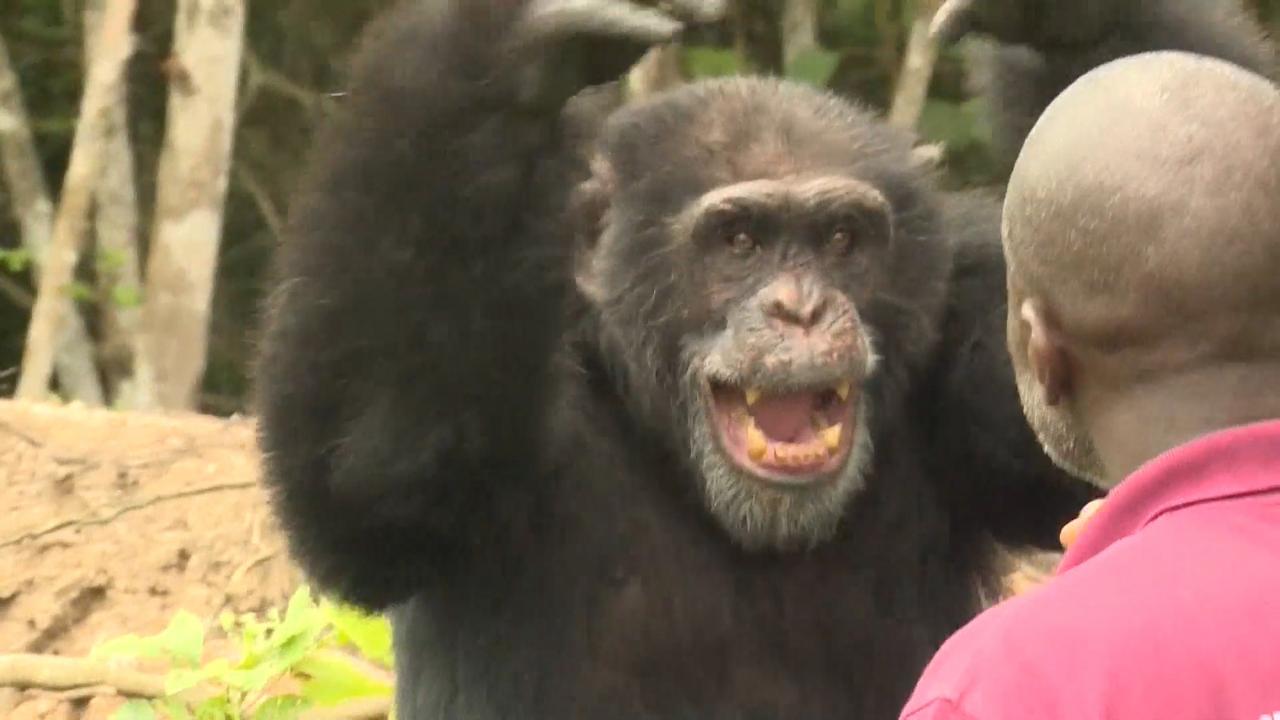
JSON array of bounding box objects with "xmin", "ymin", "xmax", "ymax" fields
[
  {"xmin": 888, "ymin": 0, "xmax": 945, "ymax": 129},
  {"xmin": 0, "ymin": 31, "xmax": 106, "ymax": 404},
  {"xmin": 234, "ymin": 164, "xmax": 284, "ymax": 241},
  {"xmin": 0, "ymin": 480, "xmax": 255, "ymax": 550},
  {"xmin": 0, "ymin": 654, "xmax": 392, "ymax": 719},
  {"xmin": 241, "ymin": 46, "xmax": 327, "ymax": 113}
]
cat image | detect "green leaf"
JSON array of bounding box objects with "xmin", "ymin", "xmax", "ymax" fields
[
  {"xmin": 159, "ymin": 610, "xmax": 207, "ymax": 667},
  {"xmin": 65, "ymin": 280, "xmax": 94, "ymax": 302},
  {"xmin": 166, "ymin": 659, "xmax": 230, "ymax": 695},
  {"xmin": 159, "ymin": 698, "xmax": 195, "ymax": 720},
  {"xmin": 96, "ymin": 248, "xmax": 126, "ymax": 273},
  {"xmin": 193, "ymin": 696, "xmax": 236, "ymax": 720},
  {"xmin": 681, "ymin": 46, "xmax": 741, "ymax": 79},
  {"xmin": 222, "ymin": 660, "xmax": 290, "ymax": 694},
  {"xmin": 296, "ymin": 650, "xmax": 393, "ymax": 707},
  {"xmin": 252, "ymin": 695, "xmax": 310, "ymax": 720},
  {"xmin": 0, "ymin": 247, "xmax": 31, "ymax": 273},
  {"xmin": 111, "ymin": 700, "xmax": 157, "ymax": 720},
  {"xmin": 111, "ymin": 284, "xmax": 143, "ymax": 308},
  {"xmin": 92, "ymin": 633, "xmax": 168, "ymax": 661},
  {"xmin": 918, "ymin": 99, "xmax": 976, "ymax": 150},
  {"xmin": 322, "ymin": 601, "xmax": 393, "ymax": 667},
  {"xmin": 784, "ymin": 48, "xmax": 840, "ymax": 88}
]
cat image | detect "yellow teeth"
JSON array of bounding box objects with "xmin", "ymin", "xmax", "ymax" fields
[
  {"xmin": 747, "ymin": 421, "xmax": 768, "ymax": 461},
  {"xmin": 835, "ymin": 381, "xmax": 851, "ymax": 402},
  {"xmin": 821, "ymin": 423, "xmax": 843, "ymax": 452},
  {"xmin": 745, "ymin": 387, "xmax": 762, "ymax": 406}
]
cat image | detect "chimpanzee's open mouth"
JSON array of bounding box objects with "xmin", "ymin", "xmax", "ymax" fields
[{"xmin": 705, "ymin": 378, "xmax": 858, "ymax": 485}]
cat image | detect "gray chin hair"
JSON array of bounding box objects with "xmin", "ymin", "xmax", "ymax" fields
[{"xmin": 686, "ymin": 395, "xmax": 875, "ymax": 552}]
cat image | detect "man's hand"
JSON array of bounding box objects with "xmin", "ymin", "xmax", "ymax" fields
[
  {"xmin": 1059, "ymin": 498, "xmax": 1105, "ymax": 550},
  {"xmin": 930, "ymin": 0, "xmax": 1123, "ymax": 48}
]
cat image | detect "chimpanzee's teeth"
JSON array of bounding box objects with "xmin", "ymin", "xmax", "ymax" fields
[
  {"xmin": 747, "ymin": 419, "xmax": 768, "ymax": 460},
  {"xmin": 740, "ymin": 380, "xmax": 852, "ymax": 407},
  {"xmin": 740, "ymin": 415, "xmax": 843, "ymax": 466},
  {"xmin": 821, "ymin": 423, "xmax": 843, "ymax": 451}
]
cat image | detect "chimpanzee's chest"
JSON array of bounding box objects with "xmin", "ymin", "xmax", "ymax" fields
[{"xmin": 391, "ymin": 456, "xmax": 980, "ymax": 720}]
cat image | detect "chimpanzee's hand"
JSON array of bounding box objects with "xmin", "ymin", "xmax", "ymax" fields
[
  {"xmin": 929, "ymin": 0, "xmax": 1125, "ymax": 48},
  {"xmin": 514, "ymin": 0, "xmax": 726, "ymax": 111}
]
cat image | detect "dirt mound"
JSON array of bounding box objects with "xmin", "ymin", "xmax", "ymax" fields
[{"xmin": 0, "ymin": 400, "xmax": 300, "ymax": 710}]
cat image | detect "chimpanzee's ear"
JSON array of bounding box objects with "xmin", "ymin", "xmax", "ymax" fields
[
  {"xmin": 560, "ymin": 83, "xmax": 623, "ymax": 305},
  {"xmin": 569, "ymin": 152, "xmax": 615, "ymax": 305}
]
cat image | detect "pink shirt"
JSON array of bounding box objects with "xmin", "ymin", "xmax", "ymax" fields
[{"xmin": 901, "ymin": 419, "xmax": 1280, "ymax": 720}]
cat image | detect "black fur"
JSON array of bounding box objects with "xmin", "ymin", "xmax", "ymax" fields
[{"xmin": 254, "ymin": 1, "xmax": 1273, "ymax": 717}]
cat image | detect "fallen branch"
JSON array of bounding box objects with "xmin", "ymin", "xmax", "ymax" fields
[
  {"xmin": 0, "ymin": 654, "xmax": 167, "ymax": 697},
  {"xmin": 0, "ymin": 654, "xmax": 392, "ymax": 719},
  {"xmin": 0, "ymin": 480, "xmax": 256, "ymax": 549}
]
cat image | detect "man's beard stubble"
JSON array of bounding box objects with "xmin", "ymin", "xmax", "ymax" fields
[{"xmin": 1014, "ymin": 368, "xmax": 1111, "ymax": 488}]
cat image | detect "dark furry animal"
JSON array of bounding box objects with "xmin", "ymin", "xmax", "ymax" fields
[{"xmin": 254, "ymin": 0, "xmax": 1274, "ymax": 717}]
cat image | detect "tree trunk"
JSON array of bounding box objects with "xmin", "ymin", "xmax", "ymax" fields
[
  {"xmin": 0, "ymin": 35, "xmax": 105, "ymax": 405},
  {"xmin": 781, "ymin": 0, "xmax": 820, "ymax": 67},
  {"xmin": 888, "ymin": 0, "xmax": 944, "ymax": 129},
  {"xmin": 13, "ymin": 2, "xmax": 136, "ymax": 403},
  {"xmin": 129, "ymin": 0, "xmax": 245, "ymax": 411},
  {"xmin": 84, "ymin": 0, "xmax": 144, "ymax": 402}
]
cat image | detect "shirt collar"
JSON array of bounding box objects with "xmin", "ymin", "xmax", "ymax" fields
[{"xmin": 1059, "ymin": 418, "xmax": 1280, "ymax": 573}]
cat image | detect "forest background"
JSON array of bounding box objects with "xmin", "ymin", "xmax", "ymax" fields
[{"xmin": 3, "ymin": 0, "xmax": 1274, "ymax": 416}]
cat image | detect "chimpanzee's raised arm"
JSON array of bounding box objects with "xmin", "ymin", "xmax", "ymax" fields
[
  {"xmin": 939, "ymin": 0, "xmax": 1277, "ymax": 171},
  {"xmin": 254, "ymin": 0, "xmax": 720, "ymax": 610}
]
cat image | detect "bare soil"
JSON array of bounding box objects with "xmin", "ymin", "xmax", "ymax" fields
[{"xmin": 0, "ymin": 400, "xmax": 300, "ymax": 718}]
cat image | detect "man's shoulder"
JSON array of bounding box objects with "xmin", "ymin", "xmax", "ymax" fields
[
  {"xmin": 901, "ymin": 524, "xmax": 1280, "ymax": 720},
  {"xmin": 899, "ymin": 552, "xmax": 1161, "ymax": 719},
  {"xmin": 899, "ymin": 587, "xmax": 1074, "ymax": 718}
]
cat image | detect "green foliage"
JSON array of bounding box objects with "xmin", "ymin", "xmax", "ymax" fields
[
  {"xmin": 95, "ymin": 587, "xmax": 394, "ymax": 720},
  {"xmin": 682, "ymin": 46, "xmax": 742, "ymax": 79},
  {"xmin": 0, "ymin": 247, "xmax": 32, "ymax": 274},
  {"xmin": 66, "ymin": 280, "xmax": 95, "ymax": 302},
  {"xmin": 112, "ymin": 284, "xmax": 144, "ymax": 308},
  {"xmin": 918, "ymin": 97, "xmax": 991, "ymax": 153},
  {"xmin": 785, "ymin": 48, "xmax": 841, "ymax": 88}
]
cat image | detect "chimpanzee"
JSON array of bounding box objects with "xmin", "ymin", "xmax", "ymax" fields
[{"xmin": 253, "ymin": 0, "xmax": 1275, "ymax": 717}]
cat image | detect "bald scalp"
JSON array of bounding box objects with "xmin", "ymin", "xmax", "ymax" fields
[{"xmin": 1003, "ymin": 51, "xmax": 1280, "ymax": 371}]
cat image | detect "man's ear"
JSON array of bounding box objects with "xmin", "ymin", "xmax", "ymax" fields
[
  {"xmin": 1019, "ymin": 298, "xmax": 1070, "ymax": 406},
  {"xmin": 569, "ymin": 153, "xmax": 614, "ymax": 305}
]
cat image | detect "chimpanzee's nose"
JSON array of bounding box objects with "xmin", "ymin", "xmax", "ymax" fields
[{"xmin": 760, "ymin": 274, "xmax": 828, "ymax": 330}]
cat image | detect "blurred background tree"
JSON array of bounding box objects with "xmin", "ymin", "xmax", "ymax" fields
[{"xmin": 0, "ymin": 0, "xmax": 1276, "ymax": 415}]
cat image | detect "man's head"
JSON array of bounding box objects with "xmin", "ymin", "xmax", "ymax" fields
[{"xmin": 1003, "ymin": 51, "xmax": 1280, "ymax": 488}]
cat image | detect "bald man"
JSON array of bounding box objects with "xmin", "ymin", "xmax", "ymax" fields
[{"xmin": 899, "ymin": 51, "xmax": 1280, "ymax": 720}]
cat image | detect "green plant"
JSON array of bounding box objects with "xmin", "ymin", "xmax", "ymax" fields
[{"xmin": 94, "ymin": 587, "xmax": 394, "ymax": 720}]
